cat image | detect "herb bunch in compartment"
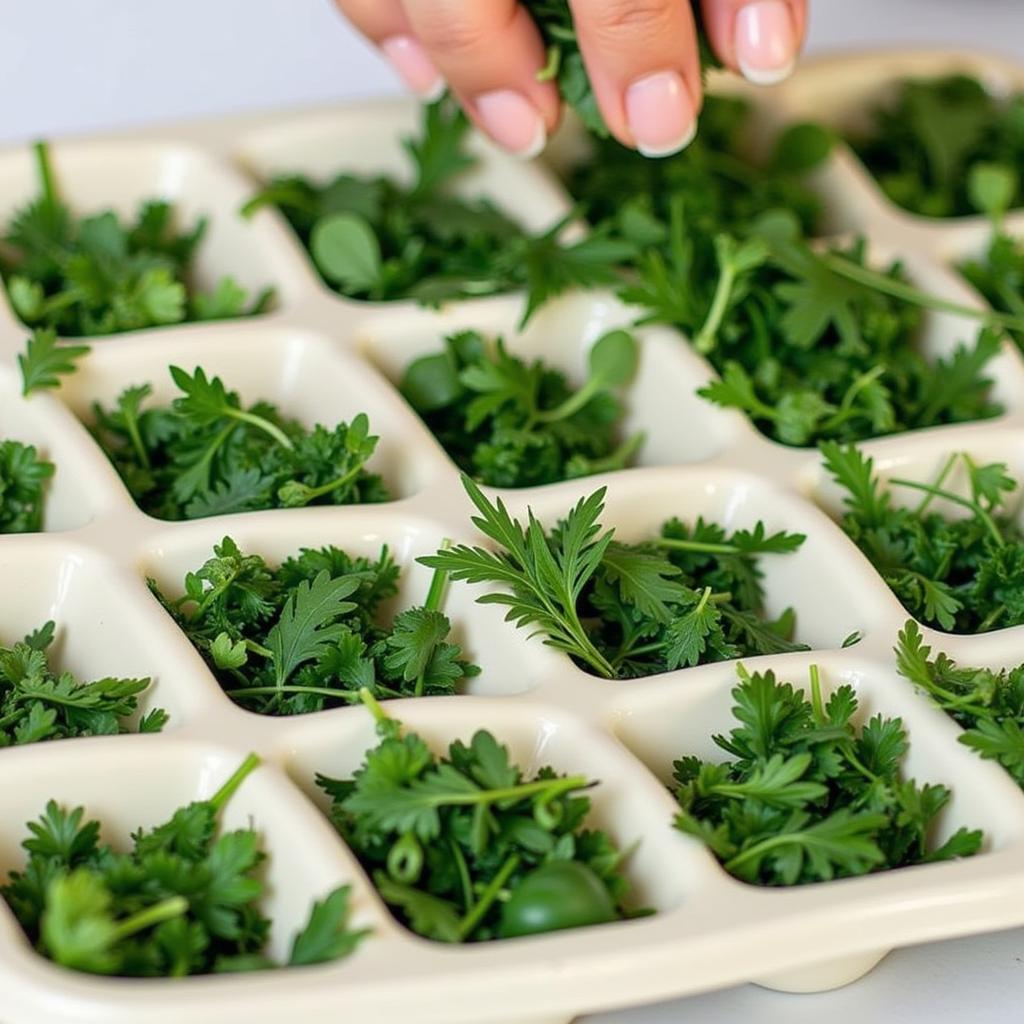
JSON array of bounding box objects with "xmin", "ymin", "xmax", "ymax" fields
[
  {"xmin": 896, "ymin": 621, "xmax": 1024, "ymax": 786},
  {"xmin": 0, "ymin": 620, "xmax": 166, "ymax": 743},
  {"xmin": 849, "ymin": 74, "xmax": 1024, "ymax": 219},
  {"xmin": 317, "ymin": 692, "xmax": 634, "ymax": 942},
  {"xmin": 822, "ymin": 443, "xmax": 1024, "ymax": 634},
  {"xmin": 672, "ymin": 662, "xmax": 982, "ymax": 885},
  {"xmin": 0, "ymin": 754, "xmax": 367, "ymax": 976},
  {"xmin": 152, "ymin": 538, "xmax": 478, "ymax": 714},
  {"xmin": 90, "ymin": 365, "xmax": 389, "ymax": 520},
  {"xmin": 425, "ymin": 477, "xmax": 808, "ymax": 680},
  {"xmin": 401, "ymin": 327, "xmax": 642, "ymax": 487},
  {"xmin": 0, "ymin": 438, "xmax": 53, "ymax": 533},
  {"xmin": 1, "ymin": 142, "xmax": 272, "ymax": 337},
  {"xmin": 243, "ymin": 101, "xmax": 628, "ymax": 319}
]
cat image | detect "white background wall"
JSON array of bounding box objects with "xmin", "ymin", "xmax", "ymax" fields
[{"xmin": 3, "ymin": 1, "xmax": 1024, "ymax": 1022}]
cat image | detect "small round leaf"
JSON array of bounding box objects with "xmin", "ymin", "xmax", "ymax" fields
[{"xmin": 310, "ymin": 213, "xmax": 382, "ymax": 292}]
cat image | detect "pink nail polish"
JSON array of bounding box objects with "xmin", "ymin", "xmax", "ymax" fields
[
  {"xmin": 624, "ymin": 71, "xmax": 697, "ymax": 158},
  {"xmin": 734, "ymin": 1, "xmax": 797, "ymax": 85},
  {"xmin": 381, "ymin": 36, "xmax": 445, "ymax": 102},
  {"xmin": 475, "ymin": 90, "xmax": 546, "ymax": 158}
]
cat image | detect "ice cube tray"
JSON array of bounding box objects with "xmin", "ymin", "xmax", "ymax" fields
[{"xmin": 2, "ymin": 46, "xmax": 1024, "ymax": 1024}]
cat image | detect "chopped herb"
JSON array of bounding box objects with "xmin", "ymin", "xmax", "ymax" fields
[
  {"xmin": 90, "ymin": 366, "xmax": 389, "ymax": 520},
  {"xmin": 673, "ymin": 662, "xmax": 983, "ymax": 885},
  {"xmin": 150, "ymin": 537, "xmax": 479, "ymax": 715},
  {"xmin": 0, "ymin": 755, "xmax": 367, "ymax": 975},
  {"xmin": 1, "ymin": 142, "xmax": 273, "ymax": 337},
  {"xmin": 422, "ymin": 475, "xmax": 808, "ymax": 680},
  {"xmin": 316, "ymin": 690, "xmax": 634, "ymax": 942},
  {"xmin": 0, "ymin": 439, "xmax": 53, "ymax": 533},
  {"xmin": 401, "ymin": 328, "xmax": 642, "ymax": 487},
  {"xmin": 822, "ymin": 442, "xmax": 1024, "ymax": 633}
]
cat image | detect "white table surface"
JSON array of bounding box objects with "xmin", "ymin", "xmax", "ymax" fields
[{"xmin": 4, "ymin": 1, "xmax": 1024, "ymax": 1021}]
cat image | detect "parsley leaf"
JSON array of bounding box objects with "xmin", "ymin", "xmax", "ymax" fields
[
  {"xmin": 0, "ymin": 439, "xmax": 54, "ymax": 533},
  {"xmin": 18, "ymin": 328, "xmax": 90, "ymax": 396}
]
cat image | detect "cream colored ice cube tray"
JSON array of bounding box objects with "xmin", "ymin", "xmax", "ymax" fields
[{"xmin": 2, "ymin": 46, "xmax": 1024, "ymax": 1024}]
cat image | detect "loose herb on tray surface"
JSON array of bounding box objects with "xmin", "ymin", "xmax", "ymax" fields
[
  {"xmin": 1, "ymin": 142, "xmax": 273, "ymax": 337},
  {"xmin": 523, "ymin": 0, "xmax": 719, "ymax": 138},
  {"xmin": 0, "ymin": 754, "xmax": 367, "ymax": 975},
  {"xmin": 423, "ymin": 476, "xmax": 808, "ymax": 680},
  {"xmin": 401, "ymin": 328, "xmax": 643, "ymax": 487},
  {"xmin": 151, "ymin": 537, "xmax": 479, "ymax": 715},
  {"xmin": 90, "ymin": 366, "xmax": 389, "ymax": 520},
  {"xmin": 672, "ymin": 662, "xmax": 983, "ymax": 885},
  {"xmin": 849, "ymin": 74, "xmax": 1024, "ymax": 219},
  {"xmin": 317, "ymin": 690, "xmax": 634, "ymax": 942},
  {"xmin": 822, "ymin": 443, "xmax": 1024, "ymax": 634},
  {"xmin": 0, "ymin": 439, "xmax": 53, "ymax": 533},
  {"xmin": 0, "ymin": 620, "xmax": 166, "ymax": 744},
  {"xmin": 242, "ymin": 100, "xmax": 629, "ymax": 321},
  {"xmin": 896, "ymin": 620, "xmax": 1024, "ymax": 787},
  {"xmin": 959, "ymin": 163, "xmax": 1024, "ymax": 352}
]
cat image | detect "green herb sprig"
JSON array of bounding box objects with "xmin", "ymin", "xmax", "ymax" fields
[
  {"xmin": 673, "ymin": 662, "xmax": 983, "ymax": 885},
  {"xmin": 0, "ymin": 755, "xmax": 367, "ymax": 975},
  {"xmin": 401, "ymin": 328, "xmax": 642, "ymax": 487},
  {"xmin": 90, "ymin": 366, "xmax": 389, "ymax": 520},
  {"xmin": 316, "ymin": 690, "xmax": 633, "ymax": 942},
  {"xmin": 0, "ymin": 620, "xmax": 166, "ymax": 743},
  {"xmin": 822, "ymin": 442, "xmax": 1024, "ymax": 634},
  {"xmin": 422, "ymin": 476, "xmax": 808, "ymax": 680},
  {"xmin": 0, "ymin": 439, "xmax": 54, "ymax": 533},
  {"xmin": 151, "ymin": 537, "xmax": 479, "ymax": 715},
  {"xmin": 1, "ymin": 142, "xmax": 273, "ymax": 337}
]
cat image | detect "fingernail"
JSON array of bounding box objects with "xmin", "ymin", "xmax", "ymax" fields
[
  {"xmin": 735, "ymin": 0, "xmax": 797, "ymax": 85},
  {"xmin": 381, "ymin": 35, "xmax": 446, "ymax": 102},
  {"xmin": 475, "ymin": 90, "xmax": 546, "ymax": 158},
  {"xmin": 624, "ymin": 71, "xmax": 697, "ymax": 158}
]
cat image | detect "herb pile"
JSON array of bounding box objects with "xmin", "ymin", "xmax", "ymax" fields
[
  {"xmin": 0, "ymin": 439, "xmax": 53, "ymax": 533},
  {"xmin": 673, "ymin": 662, "xmax": 983, "ymax": 885},
  {"xmin": 0, "ymin": 754, "xmax": 366, "ymax": 975},
  {"xmin": 523, "ymin": 0, "xmax": 718, "ymax": 138},
  {"xmin": 424, "ymin": 477, "xmax": 808, "ymax": 680},
  {"xmin": 151, "ymin": 537, "xmax": 478, "ymax": 715},
  {"xmin": 90, "ymin": 366, "xmax": 388, "ymax": 520},
  {"xmin": 0, "ymin": 620, "xmax": 165, "ymax": 744},
  {"xmin": 317, "ymin": 690, "xmax": 632, "ymax": 942},
  {"xmin": 243, "ymin": 101, "xmax": 628, "ymax": 321},
  {"xmin": 401, "ymin": 328, "xmax": 642, "ymax": 487},
  {"xmin": 1, "ymin": 142, "xmax": 272, "ymax": 337},
  {"xmin": 850, "ymin": 74, "xmax": 1024, "ymax": 218},
  {"xmin": 822, "ymin": 443, "xmax": 1024, "ymax": 634},
  {"xmin": 896, "ymin": 621, "xmax": 1024, "ymax": 786}
]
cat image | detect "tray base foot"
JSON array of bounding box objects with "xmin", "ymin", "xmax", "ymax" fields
[{"xmin": 754, "ymin": 948, "xmax": 890, "ymax": 992}]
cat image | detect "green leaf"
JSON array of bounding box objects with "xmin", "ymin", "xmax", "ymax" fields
[
  {"xmin": 587, "ymin": 329, "xmax": 638, "ymax": 388},
  {"xmin": 310, "ymin": 213, "xmax": 382, "ymax": 292},
  {"xmin": 18, "ymin": 329, "xmax": 90, "ymax": 396},
  {"xmin": 288, "ymin": 885, "xmax": 367, "ymax": 966},
  {"xmin": 968, "ymin": 162, "xmax": 1019, "ymax": 222}
]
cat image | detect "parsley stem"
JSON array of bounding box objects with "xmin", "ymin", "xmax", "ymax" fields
[
  {"xmin": 33, "ymin": 141, "xmax": 59, "ymax": 207},
  {"xmin": 889, "ymin": 477, "xmax": 1004, "ymax": 547},
  {"xmin": 225, "ymin": 409, "xmax": 294, "ymax": 451},
  {"xmin": 821, "ymin": 365, "xmax": 887, "ymax": 432},
  {"xmin": 916, "ymin": 453, "xmax": 960, "ymax": 516},
  {"xmin": 111, "ymin": 896, "xmax": 189, "ymax": 942},
  {"xmin": 977, "ymin": 604, "xmax": 1006, "ymax": 632},
  {"xmin": 456, "ymin": 853, "xmax": 519, "ymax": 941},
  {"xmin": 537, "ymin": 44, "xmax": 561, "ymax": 82},
  {"xmin": 209, "ymin": 753, "xmax": 261, "ymax": 812},
  {"xmin": 654, "ymin": 537, "xmax": 739, "ymax": 556},
  {"xmin": 449, "ymin": 839, "xmax": 474, "ymax": 913},
  {"xmin": 534, "ymin": 379, "xmax": 600, "ymax": 424},
  {"xmin": 230, "ymin": 685, "xmax": 363, "ymax": 703},
  {"xmin": 418, "ymin": 546, "xmax": 452, "ymax": 697},
  {"xmin": 695, "ymin": 249, "xmax": 739, "ymax": 354},
  {"xmin": 358, "ymin": 686, "xmax": 389, "ymax": 727},
  {"xmin": 572, "ymin": 431, "xmax": 646, "ymax": 476},
  {"xmin": 809, "ymin": 664, "xmax": 826, "ymax": 725},
  {"xmin": 279, "ymin": 459, "xmax": 368, "ymax": 505}
]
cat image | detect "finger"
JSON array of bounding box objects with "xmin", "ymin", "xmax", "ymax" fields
[
  {"xmin": 400, "ymin": 0, "xmax": 560, "ymax": 158},
  {"xmin": 699, "ymin": 0, "xmax": 807, "ymax": 85},
  {"xmin": 569, "ymin": 0, "xmax": 703, "ymax": 158},
  {"xmin": 334, "ymin": 0, "xmax": 445, "ymax": 101}
]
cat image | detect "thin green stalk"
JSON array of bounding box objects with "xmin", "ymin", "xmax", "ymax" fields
[
  {"xmin": 209, "ymin": 753, "xmax": 261, "ymax": 812},
  {"xmin": 230, "ymin": 685, "xmax": 363, "ymax": 703},
  {"xmin": 110, "ymin": 896, "xmax": 189, "ymax": 942},
  {"xmin": 889, "ymin": 477, "xmax": 1004, "ymax": 546},
  {"xmin": 916, "ymin": 453, "xmax": 960, "ymax": 516},
  {"xmin": 695, "ymin": 255, "xmax": 739, "ymax": 354},
  {"xmin": 455, "ymin": 853, "xmax": 520, "ymax": 941},
  {"xmin": 225, "ymin": 408, "xmax": 294, "ymax": 451},
  {"xmin": 34, "ymin": 141, "xmax": 59, "ymax": 207}
]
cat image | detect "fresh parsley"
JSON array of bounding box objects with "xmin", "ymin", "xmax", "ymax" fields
[
  {"xmin": 0, "ymin": 754, "xmax": 367, "ymax": 975},
  {"xmin": 0, "ymin": 620, "xmax": 166, "ymax": 743},
  {"xmin": 17, "ymin": 328, "xmax": 91, "ymax": 396},
  {"xmin": 316, "ymin": 689, "xmax": 633, "ymax": 942},
  {"xmin": 0, "ymin": 439, "xmax": 53, "ymax": 533},
  {"xmin": 401, "ymin": 328, "xmax": 642, "ymax": 487},
  {"xmin": 90, "ymin": 365, "xmax": 389, "ymax": 520},
  {"xmin": 422, "ymin": 476, "xmax": 808, "ymax": 680},
  {"xmin": 673, "ymin": 662, "xmax": 983, "ymax": 884},
  {"xmin": 1, "ymin": 141, "xmax": 273, "ymax": 337},
  {"xmin": 150, "ymin": 537, "xmax": 479, "ymax": 714},
  {"xmin": 822, "ymin": 442, "xmax": 1024, "ymax": 633},
  {"xmin": 849, "ymin": 74, "xmax": 1024, "ymax": 218}
]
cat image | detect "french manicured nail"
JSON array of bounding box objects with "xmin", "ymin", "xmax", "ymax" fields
[
  {"xmin": 625, "ymin": 70, "xmax": 697, "ymax": 158},
  {"xmin": 735, "ymin": 0, "xmax": 797, "ymax": 85},
  {"xmin": 381, "ymin": 35, "xmax": 446, "ymax": 102},
  {"xmin": 475, "ymin": 90, "xmax": 546, "ymax": 158}
]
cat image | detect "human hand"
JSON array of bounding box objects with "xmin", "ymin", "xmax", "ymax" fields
[{"xmin": 334, "ymin": 1, "xmax": 807, "ymax": 158}]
